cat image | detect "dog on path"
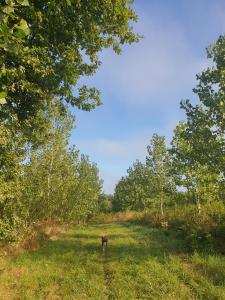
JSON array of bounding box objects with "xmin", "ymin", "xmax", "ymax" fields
[{"xmin": 101, "ymin": 236, "xmax": 108, "ymax": 250}]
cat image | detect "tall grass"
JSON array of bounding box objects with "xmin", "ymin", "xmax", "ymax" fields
[
  {"xmin": 0, "ymin": 222, "xmax": 224, "ymax": 299},
  {"xmin": 93, "ymin": 202, "xmax": 225, "ymax": 253}
]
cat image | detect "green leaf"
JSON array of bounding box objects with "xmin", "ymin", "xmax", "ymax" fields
[
  {"xmin": 16, "ymin": 0, "xmax": 29, "ymax": 6},
  {"xmin": 0, "ymin": 91, "xmax": 7, "ymax": 99},
  {"xmin": 66, "ymin": 0, "xmax": 72, "ymax": 6},
  {"xmin": 14, "ymin": 19, "xmax": 30, "ymax": 37},
  {"xmin": 5, "ymin": 0, "xmax": 14, "ymax": 5},
  {"xmin": 2, "ymin": 5, "xmax": 14, "ymax": 14},
  {"xmin": 0, "ymin": 98, "xmax": 7, "ymax": 104},
  {"xmin": 18, "ymin": 19, "xmax": 29, "ymax": 31},
  {"xmin": 0, "ymin": 91, "xmax": 7, "ymax": 104}
]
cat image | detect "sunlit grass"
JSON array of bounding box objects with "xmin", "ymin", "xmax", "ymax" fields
[{"xmin": 0, "ymin": 223, "xmax": 224, "ymax": 299}]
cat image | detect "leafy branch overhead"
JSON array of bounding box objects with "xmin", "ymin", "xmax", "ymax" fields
[
  {"xmin": 0, "ymin": 0, "xmax": 140, "ymax": 122},
  {"xmin": 0, "ymin": 0, "xmax": 30, "ymax": 103}
]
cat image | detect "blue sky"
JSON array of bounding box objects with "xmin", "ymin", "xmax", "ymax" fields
[{"xmin": 70, "ymin": 0, "xmax": 225, "ymax": 194}]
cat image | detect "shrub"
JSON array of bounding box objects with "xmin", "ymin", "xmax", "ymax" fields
[{"xmin": 95, "ymin": 202, "xmax": 225, "ymax": 253}]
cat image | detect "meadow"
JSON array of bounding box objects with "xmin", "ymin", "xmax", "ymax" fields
[
  {"xmin": 0, "ymin": 222, "xmax": 224, "ymax": 300},
  {"xmin": 0, "ymin": 2, "xmax": 224, "ymax": 299}
]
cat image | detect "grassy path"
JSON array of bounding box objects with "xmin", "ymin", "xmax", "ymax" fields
[{"xmin": 0, "ymin": 222, "xmax": 224, "ymax": 299}]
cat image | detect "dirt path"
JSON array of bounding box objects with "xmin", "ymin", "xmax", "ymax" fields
[{"xmin": 102, "ymin": 246, "xmax": 113, "ymax": 299}]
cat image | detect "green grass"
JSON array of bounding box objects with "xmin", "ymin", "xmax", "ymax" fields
[{"xmin": 0, "ymin": 223, "xmax": 224, "ymax": 299}]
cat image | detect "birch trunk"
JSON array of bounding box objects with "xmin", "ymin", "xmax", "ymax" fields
[
  {"xmin": 160, "ymin": 195, "xmax": 164, "ymax": 216},
  {"xmin": 47, "ymin": 148, "xmax": 54, "ymax": 200},
  {"xmin": 195, "ymin": 191, "xmax": 201, "ymax": 215}
]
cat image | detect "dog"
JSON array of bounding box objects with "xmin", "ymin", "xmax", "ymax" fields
[{"xmin": 101, "ymin": 236, "xmax": 108, "ymax": 249}]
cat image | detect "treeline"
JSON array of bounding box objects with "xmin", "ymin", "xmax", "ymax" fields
[
  {"xmin": 0, "ymin": 0, "xmax": 139, "ymax": 240},
  {"xmin": 112, "ymin": 35, "xmax": 225, "ymax": 250},
  {"xmin": 0, "ymin": 101, "xmax": 103, "ymax": 240}
]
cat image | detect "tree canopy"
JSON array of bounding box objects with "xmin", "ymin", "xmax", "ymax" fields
[
  {"xmin": 113, "ymin": 35, "xmax": 225, "ymax": 216},
  {"xmin": 0, "ymin": 0, "xmax": 139, "ymax": 126},
  {"xmin": 180, "ymin": 35, "xmax": 225, "ymax": 176}
]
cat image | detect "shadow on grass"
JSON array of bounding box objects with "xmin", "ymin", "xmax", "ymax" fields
[
  {"xmin": 8, "ymin": 222, "xmax": 224, "ymax": 300},
  {"xmin": 14, "ymin": 222, "xmax": 191, "ymax": 269}
]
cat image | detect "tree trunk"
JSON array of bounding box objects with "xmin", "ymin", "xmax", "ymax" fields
[
  {"xmin": 47, "ymin": 148, "xmax": 54, "ymax": 200},
  {"xmin": 195, "ymin": 191, "xmax": 201, "ymax": 215},
  {"xmin": 160, "ymin": 196, "xmax": 164, "ymax": 216}
]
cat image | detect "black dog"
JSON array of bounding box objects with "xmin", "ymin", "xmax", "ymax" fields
[{"xmin": 101, "ymin": 236, "xmax": 108, "ymax": 249}]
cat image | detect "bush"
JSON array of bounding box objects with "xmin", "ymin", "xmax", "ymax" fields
[
  {"xmin": 96, "ymin": 202, "xmax": 225, "ymax": 253},
  {"xmin": 137, "ymin": 202, "xmax": 225, "ymax": 252}
]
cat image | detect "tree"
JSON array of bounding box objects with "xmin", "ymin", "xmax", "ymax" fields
[
  {"xmin": 180, "ymin": 35, "xmax": 225, "ymax": 177},
  {"xmin": 170, "ymin": 122, "xmax": 222, "ymax": 214},
  {"xmin": 23, "ymin": 99, "xmax": 103, "ymax": 223},
  {"xmin": 0, "ymin": 119, "xmax": 27, "ymax": 240},
  {"xmin": 146, "ymin": 134, "xmax": 173, "ymax": 216},
  {"xmin": 0, "ymin": 0, "xmax": 139, "ymax": 127},
  {"xmin": 69, "ymin": 155, "xmax": 103, "ymax": 222},
  {"xmin": 0, "ymin": 0, "xmax": 30, "ymax": 104},
  {"xmin": 98, "ymin": 194, "xmax": 113, "ymax": 213},
  {"xmin": 113, "ymin": 160, "xmax": 158, "ymax": 211},
  {"xmin": 19, "ymin": 100, "xmax": 75, "ymax": 220},
  {"xmin": 0, "ymin": 1, "xmax": 139, "ymax": 239}
]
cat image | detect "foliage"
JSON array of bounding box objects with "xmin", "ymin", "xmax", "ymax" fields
[
  {"xmin": 0, "ymin": 101, "xmax": 103, "ymax": 240},
  {"xmin": 0, "ymin": 0, "xmax": 140, "ymax": 240},
  {"xmin": 112, "ymin": 35, "xmax": 225, "ymax": 255},
  {"xmin": 0, "ymin": 0, "xmax": 30, "ymax": 104},
  {"xmin": 0, "ymin": 120, "xmax": 27, "ymax": 240},
  {"xmin": 146, "ymin": 134, "xmax": 175, "ymax": 215},
  {"xmin": 135, "ymin": 202, "xmax": 225, "ymax": 253},
  {"xmin": 113, "ymin": 136, "xmax": 175, "ymax": 213},
  {"xmin": 97, "ymin": 193, "xmax": 113, "ymax": 213},
  {"xmin": 170, "ymin": 122, "xmax": 223, "ymax": 214},
  {"xmin": 68, "ymin": 154, "xmax": 103, "ymax": 221},
  {"xmin": 113, "ymin": 160, "xmax": 158, "ymax": 211},
  {"xmin": 0, "ymin": 0, "xmax": 139, "ymax": 128},
  {"xmin": 180, "ymin": 35, "xmax": 225, "ymax": 177}
]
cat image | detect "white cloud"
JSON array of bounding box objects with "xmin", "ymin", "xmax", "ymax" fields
[
  {"xmin": 74, "ymin": 1, "xmax": 224, "ymax": 193},
  {"xmin": 78, "ymin": 135, "xmax": 148, "ymax": 163},
  {"xmin": 83, "ymin": 9, "xmax": 210, "ymax": 106},
  {"xmin": 99, "ymin": 170, "xmax": 120, "ymax": 194},
  {"xmin": 76, "ymin": 120, "xmax": 181, "ymax": 193},
  {"xmin": 76, "ymin": 133, "xmax": 150, "ymax": 193}
]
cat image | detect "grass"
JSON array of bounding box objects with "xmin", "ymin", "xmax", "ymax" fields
[{"xmin": 0, "ymin": 222, "xmax": 224, "ymax": 299}]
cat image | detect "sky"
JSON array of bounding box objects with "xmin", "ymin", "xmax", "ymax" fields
[{"xmin": 70, "ymin": 0, "xmax": 225, "ymax": 194}]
